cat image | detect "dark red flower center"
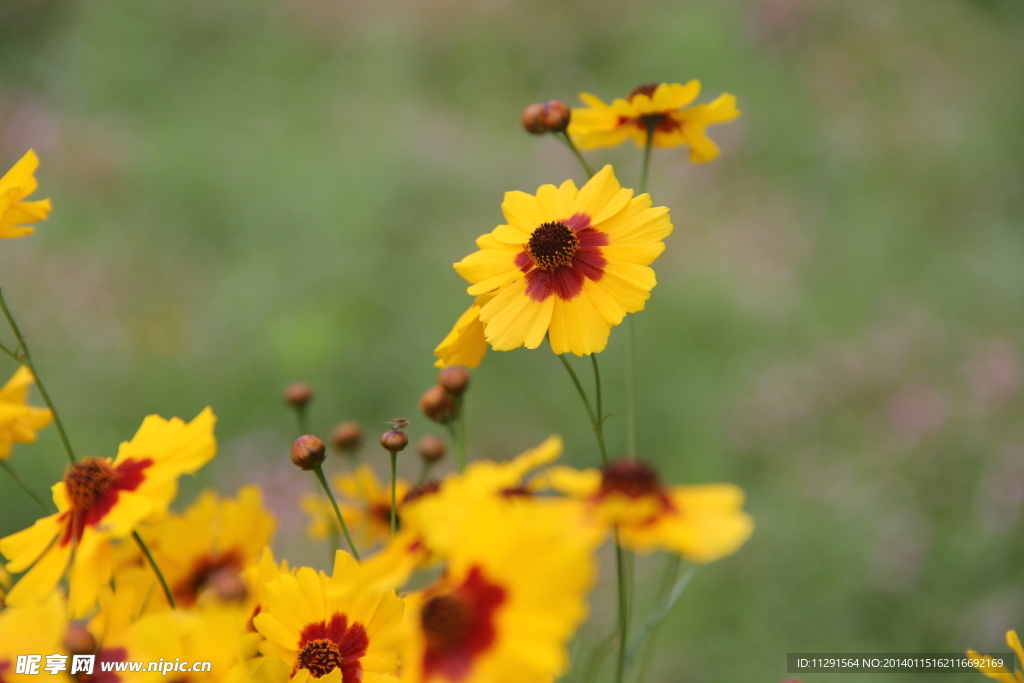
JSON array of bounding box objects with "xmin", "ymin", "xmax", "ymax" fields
[
  {"xmin": 600, "ymin": 459, "xmax": 663, "ymax": 498},
  {"xmin": 527, "ymin": 222, "xmax": 579, "ymax": 270},
  {"xmin": 174, "ymin": 551, "xmax": 245, "ymax": 607},
  {"xmin": 297, "ymin": 640, "xmax": 343, "ymax": 679},
  {"xmin": 629, "ymin": 83, "xmax": 659, "ymax": 101},
  {"xmin": 403, "ymin": 480, "xmax": 442, "ymax": 505},
  {"xmin": 65, "ymin": 459, "xmax": 116, "ymax": 512},
  {"xmin": 515, "ymin": 213, "xmax": 608, "ymax": 302},
  {"xmin": 295, "ymin": 613, "xmax": 368, "ymax": 681},
  {"xmin": 59, "ymin": 457, "xmax": 153, "ymax": 547},
  {"xmin": 421, "ymin": 567, "xmax": 506, "ymax": 681}
]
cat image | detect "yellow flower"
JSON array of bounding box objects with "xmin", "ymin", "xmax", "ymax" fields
[
  {"xmin": 968, "ymin": 629, "xmax": 1024, "ymax": 683},
  {"xmin": 542, "ymin": 458, "xmax": 754, "ymax": 562},
  {"xmin": 0, "ymin": 408, "xmax": 218, "ymax": 617},
  {"xmin": 253, "ymin": 553, "xmax": 405, "ymax": 683},
  {"xmin": 399, "ymin": 498, "xmax": 599, "ymax": 683},
  {"xmin": 135, "ymin": 486, "xmax": 276, "ymax": 608},
  {"xmin": 0, "ymin": 565, "xmax": 10, "ymax": 604},
  {"xmin": 0, "ymin": 150, "xmax": 52, "ymax": 239},
  {"xmin": 568, "ymin": 82, "xmax": 739, "ymax": 162},
  {"xmin": 302, "ymin": 465, "xmax": 410, "ymax": 549},
  {"xmin": 0, "ymin": 366, "xmax": 53, "ymax": 460},
  {"xmin": 123, "ymin": 605, "xmax": 263, "ymax": 683},
  {"xmin": 434, "ymin": 300, "xmax": 488, "ymax": 369},
  {"xmin": 454, "ymin": 165, "xmax": 672, "ymax": 356},
  {"xmin": 0, "ymin": 593, "xmax": 69, "ymax": 682}
]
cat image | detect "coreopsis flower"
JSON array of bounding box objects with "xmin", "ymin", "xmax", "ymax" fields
[
  {"xmin": 434, "ymin": 298, "xmax": 489, "ymax": 369},
  {"xmin": 542, "ymin": 458, "xmax": 754, "ymax": 562},
  {"xmin": 135, "ymin": 486, "xmax": 276, "ymax": 608},
  {"xmin": 0, "ymin": 593, "xmax": 69, "ymax": 682},
  {"xmin": 568, "ymin": 82, "xmax": 740, "ymax": 162},
  {"xmin": 399, "ymin": 498, "xmax": 600, "ymax": 683},
  {"xmin": 0, "ymin": 150, "xmax": 52, "ymax": 239},
  {"xmin": 301, "ymin": 464, "xmax": 410, "ymax": 548},
  {"xmin": 123, "ymin": 606, "xmax": 263, "ymax": 683},
  {"xmin": 402, "ymin": 436, "xmax": 563, "ymax": 527},
  {"xmin": 0, "ymin": 408, "xmax": 218, "ymax": 617},
  {"xmin": 968, "ymin": 629, "xmax": 1024, "ymax": 683},
  {"xmin": 454, "ymin": 165, "xmax": 672, "ymax": 356},
  {"xmin": 253, "ymin": 554, "xmax": 405, "ymax": 682},
  {"xmin": 0, "ymin": 366, "xmax": 53, "ymax": 460}
]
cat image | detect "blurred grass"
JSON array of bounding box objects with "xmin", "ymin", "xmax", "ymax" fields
[{"xmin": 2, "ymin": 0, "xmax": 1024, "ymax": 680}]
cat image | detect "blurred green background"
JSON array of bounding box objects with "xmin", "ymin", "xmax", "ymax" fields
[{"xmin": 2, "ymin": 0, "xmax": 1023, "ymax": 680}]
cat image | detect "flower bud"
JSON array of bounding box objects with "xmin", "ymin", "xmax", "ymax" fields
[
  {"xmin": 521, "ymin": 102, "xmax": 547, "ymax": 134},
  {"xmin": 540, "ymin": 100, "xmax": 571, "ymax": 133},
  {"xmin": 64, "ymin": 624, "xmax": 96, "ymax": 656},
  {"xmin": 330, "ymin": 421, "xmax": 362, "ymax": 453},
  {"xmin": 290, "ymin": 435, "xmax": 326, "ymax": 471},
  {"xmin": 283, "ymin": 382, "xmax": 313, "ymax": 408},
  {"xmin": 437, "ymin": 366, "xmax": 470, "ymax": 396},
  {"xmin": 419, "ymin": 385, "xmax": 455, "ymax": 424},
  {"xmin": 380, "ymin": 428, "xmax": 409, "ymax": 453},
  {"xmin": 417, "ymin": 434, "xmax": 446, "ymax": 464}
]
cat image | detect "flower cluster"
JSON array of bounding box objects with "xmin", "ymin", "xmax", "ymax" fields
[{"xmin": 0, "ymin": 81, "xmax": 760, "ymax": 683}]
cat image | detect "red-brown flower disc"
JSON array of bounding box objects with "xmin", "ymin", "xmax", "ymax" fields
[
  {"xmin": 330, "ymin": 421, "xmax": 363, "ymax": 453},
  {"xmin": 521, "ymin": 103, "xmax": 547, "ymax": 134},
  {"xmin": 540, "ymin": 100, "xmax": 571, "ymax": 133},
  {"xmin": 417, "ymin": 435, "xmax": 447, "ymax": 464}
]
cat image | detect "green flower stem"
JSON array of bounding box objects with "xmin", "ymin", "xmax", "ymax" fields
[
  {"xmin": 446, "ymin": 402, "xmax": 467, "ymax": 472},
  {"xmin": 388, "ymin": 450, "xmax": 398, "ymax": 537},
  {"xmin": 417, "ymin": 461, "xmax": 430, "ymax": 486},
  {"xmin": 640, "ymin": 123, "xmax": 655, "ymax": 194},
  {"xmin": 0, "ymin": 288, "xmax": 76, "ymax": 465},
  {"xmin": 456, "ymin": 398, "xmax": 468, "ymax": 470},
  {"xmin": 558, "ymin": 132, "xmax": 596, "ymax": 179},
  {"xmin": 313, "ymin": 465, "xmax": 361, "ymax": 561},
  {"xmin": 558, "ymin": 354, "xmax": 608, "ymax": 465},
  {"xmin": 293, "ymin": 405, "xmax": 310, "ymax": 436},
  {"xmin": 132, "ymin": 531, "xmax": 176, "ymax": 609},
  {"xmin": 613, "ymin": 528, "xmax": 630, "ymax": 683},
  {"xmin": 0, "ymin": 340, "xmax": 20, "ymax": 362},
  {"xmin": 625, "ymin": 316, "xmax": 637, "ymax": 458},
  {"xmin": 0, "ymin": 459, "xmax": 51, "ymax": 514}
]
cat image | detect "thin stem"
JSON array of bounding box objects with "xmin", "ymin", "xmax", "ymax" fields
[
  {"xmin": 558, "ymin": 354, "xmax": 608, "ymax": 465},
  {"xmin": 293, "ymin": 406, "xmax": 310, "ymax": 436},
  {"xmin": 640, "ymin": 123, "xmax": 655, "ymax": 194},
  {"xmin": 0, "ymin": 340, "xmax": 20, "ymax": 362},
  {"xmin": 417, "ymin": 461, "xmax": 430, "ymax": 485},
  {"xmin": 314, "ymin": 466, "xmax": 361, "ymax": 561},
  {"xmin": 557, "ymin": 132, "xmax": 596, "ymax": 178},
  {"xmin": 0, "ymin": 460, "xmax": 51, "ymax": 514},
  {"xmin": 625, "ymin": 316, "xmax": 637, "ymax": 458},
  {"xmin": 456, "ymin": 398, "xmax": 468, "ymax": 470},
  {"xmin": 132, "ymin": 531, "xmax": 175, "ymax": 609},
  {"xmin": 445, "ymin": 419, "xmax": 466, "ymax": 472},
  {"xmin": 613, "ymin": 528, "xmax": 629, "ymax": 683},
  {"xmin": 0, "ymin": 289, "xmax": 76, "ymax": 464},
  {"xmin": 389, "ymin": 451, "xmax": 398, "ymax": 537}
]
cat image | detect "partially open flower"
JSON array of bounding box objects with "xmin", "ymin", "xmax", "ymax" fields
[
  {"xmin": 0, "ymin": 150, "xmax": 52, "ymax": 239},
  {"xmin": 291, "ymin": 435, "xmax": 326, "ymax": 471},
  {"xmin": 541, "ymin": 457, "xmax": 754, "ymax": 562},
  {"xmin": 568, "ymin": 81, "xmax": 740, "ymax": 162}
]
